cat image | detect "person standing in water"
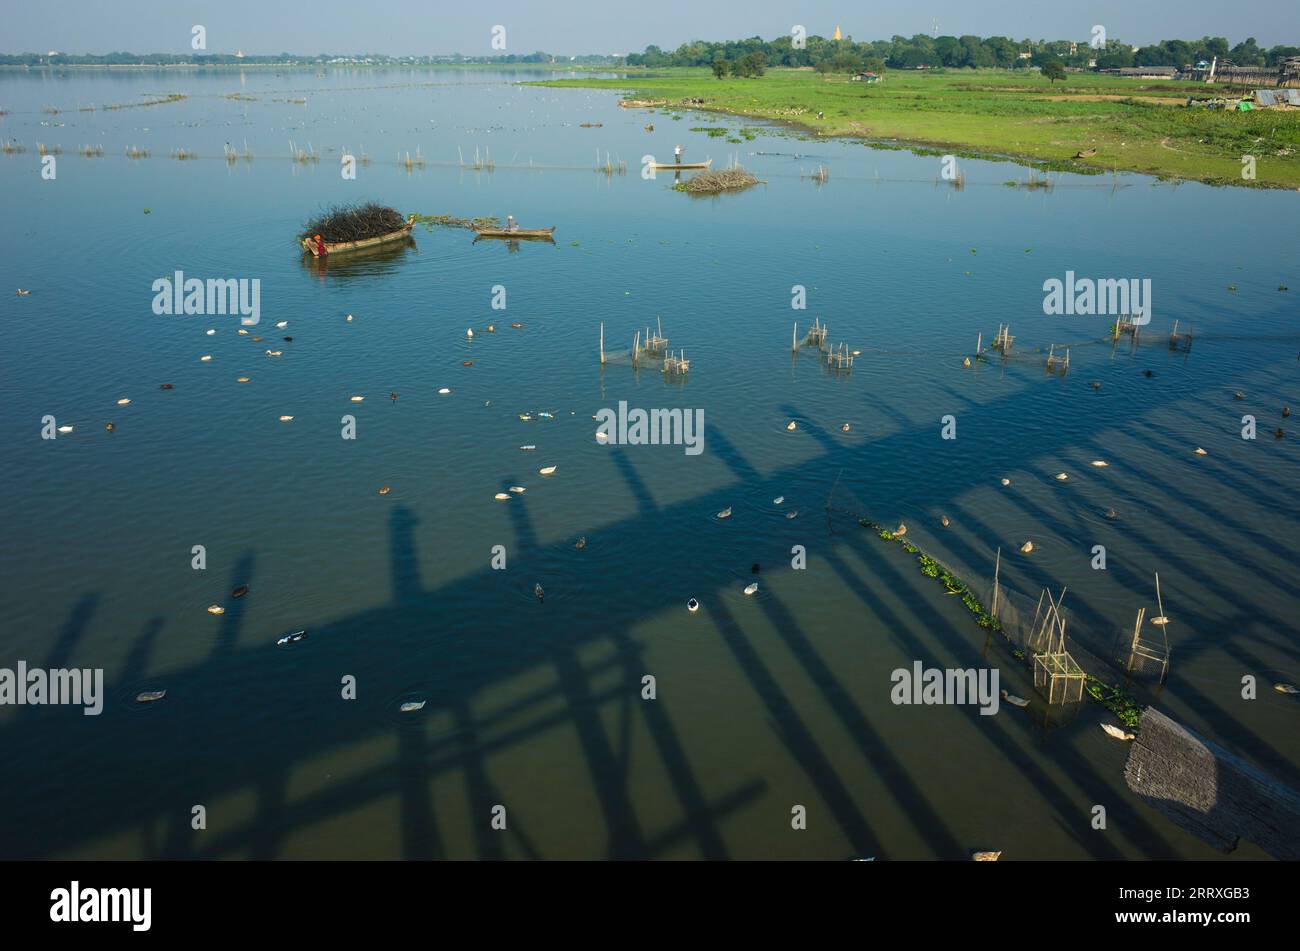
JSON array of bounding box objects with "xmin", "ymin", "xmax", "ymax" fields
[
  {"xmin": 674, "ymin": 144, "xmax": 683, "ymax": 165},
  {"xmin": 506, "ymin": 215, "xmax": 519, "ymax": 233}
]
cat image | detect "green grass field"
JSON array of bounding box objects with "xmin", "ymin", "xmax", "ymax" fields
[{"xmin": 536, "ymin": 68, "xmax": 1300, "ymax": 189}]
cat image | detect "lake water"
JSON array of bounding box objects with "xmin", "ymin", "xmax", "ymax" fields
[{"xmin": 1, "ymin": 67, "xmax": 1297, "ymax": 860}]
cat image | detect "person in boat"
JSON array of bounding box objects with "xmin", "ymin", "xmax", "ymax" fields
[
  {"xmin": 314, "ymin": 233, "xmax": 326, "ymax": 256},
  {"xmin": 506, "ymin": 215, "xmax": 519, "ymax": 233},
  {"xmin": 674, "ymin": 144, "xmax": 683, "ymax": 165}
]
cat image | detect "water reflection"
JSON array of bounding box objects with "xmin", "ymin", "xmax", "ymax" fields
[{"xmin": 298, "ymin": 237, "xmax": 418, "ymax": 280}]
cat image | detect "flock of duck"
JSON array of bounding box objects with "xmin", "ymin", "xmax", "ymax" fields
[
  {"xmin": 43, "ymin": 291, "xmax": 1299, "ymax": 724},
  {"xmin": 91, "ymin": 309, "xmax": 551, "ymax": 705}
]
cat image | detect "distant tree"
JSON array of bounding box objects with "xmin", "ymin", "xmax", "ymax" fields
[
  {"xmin": 1096, "ymin": 45, "xmax": 1134, "ymax": 69},
  {"xmin": 934, "ymin": 35, "xmax": 962, "ymax": 66},
  {"xmin": 1199, "ymin": 36, "xmax": 1230, "ymax": 60},
  {"xmin": 732, "ymin": 51, "xmax": 766, "ymax": 77},
  {"xmin": 1229, "ymin": 37, "xmax": 1265, "ymax": 66},
  {"xmin": 711, "ymin": 58, "xmax": 729, "ymax": 79},
  {"xmin": 1041, "ymin": 59, "xmax": 1067, "ymax": 84},
  {"xmin": 830, "ymin": 50, "xmax": 864, "ymax": 72}
]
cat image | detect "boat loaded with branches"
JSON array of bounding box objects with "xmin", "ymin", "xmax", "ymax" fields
[{"xmin": 299, "ymin": 202, "xmax": 414, "ymax": 256}]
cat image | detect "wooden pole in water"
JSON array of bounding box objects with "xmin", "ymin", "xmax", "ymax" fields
[
  {"xmin": 992, "ymin": 547, "xmax": 1001, "ymax": 619},
  {"xmin": 793, "ymin": 322, "xmax": 797, "ymax": 353},
  {"xmin": 976, "ymin": 332, "xmax": 982, "ymax": 355},
  {"xmin": 599, "ymin": 322, "xmax": 605, "ymax": 365}
]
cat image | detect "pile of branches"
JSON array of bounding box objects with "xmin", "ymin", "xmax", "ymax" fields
[
  {"xmin": 301, "ymin": 202, "xmax": 406, "ymax": 242},
  {"xmin": 674, "ymin": 166, "xmax": 760, "ymax": 195}
]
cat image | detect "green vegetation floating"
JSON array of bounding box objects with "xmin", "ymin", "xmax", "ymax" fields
[{"xmin": 411, "ymin": 213, "xmax": 500, "ymax": 231}]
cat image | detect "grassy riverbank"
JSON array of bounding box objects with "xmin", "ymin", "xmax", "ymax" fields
[{"xmin": 536, "ymin": 67, "xmax": 1300, "ymax": 189}]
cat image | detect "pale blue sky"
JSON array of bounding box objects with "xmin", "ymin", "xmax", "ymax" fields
[{"xmin": 6, "ymin": 0, "xmax": 1295, "ymax": 55}]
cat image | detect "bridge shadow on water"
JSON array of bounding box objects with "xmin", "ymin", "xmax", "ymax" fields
[{"xmin": 2, "ymin": 343, "xmax": 1297, "ymax": 860}]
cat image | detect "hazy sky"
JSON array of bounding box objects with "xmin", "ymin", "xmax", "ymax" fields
[{"xmin": 6, "ymin": 0, "xmax": 1295, "ymax": 55}]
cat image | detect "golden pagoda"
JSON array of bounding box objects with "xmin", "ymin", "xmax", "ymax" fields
[{"xmin": 833, "ymin": 25, "xmax": 842, "ymax": 41}]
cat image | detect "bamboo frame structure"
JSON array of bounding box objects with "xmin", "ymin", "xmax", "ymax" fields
[
  {"xmin": 1031, "ymin": 586, "xmax": 1086, "ymax": 704},
  {"xmin": 1126, "ymin": 574, "xmax": 1171, "ymax": 683},
  {"xmin": 1168, "ymin": 320, "xmax": 1194, "ymax": 352},
  {"xmin": 825, "ymin": 342, "xmax": 855, "ymax": 371},
  {"xmin": 1046, "ymin": 343, "xmax": 1070, "ymax": 373},
  {"xmin": 662, "ymin": 350, "xmax": 690, "ymax": 376},
  {"xmin": 1113, "ymin": 314, "xmax": 1141, "ymax": 340}
]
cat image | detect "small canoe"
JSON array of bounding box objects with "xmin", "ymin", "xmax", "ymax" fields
[
  {"xmin": 651, "ymin": 160, "xmax": 712, "ymax": 171},
  {"xmin": 277, "ymin": 630, "xmax": 308, "ymax": 646},
  {"xmin": 136, "ymin": 690, "xmax": 167, "ymax": 704},
  {"xmin": 400, "ymin": 700, "xmax": 426, "ymax": 713},
  {"xmin": 472, "ymin": 226, "xmax": 556, "ymax": 240},
  {"xmin": 300, "ymin": 215, "xmax": 416, "ymax": 257}
]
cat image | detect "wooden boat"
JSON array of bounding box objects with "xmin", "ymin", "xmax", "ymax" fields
[
  {"xmin": 300, "ymin": 214, "xmax": 415, "ymax": 257},
  {"xmin": 472, "ymin": 225, "xmax": 556, "ymax": 240},
  {"xmin": 650, "ymin": 160, "xmax": 712, "ymax": 171}
]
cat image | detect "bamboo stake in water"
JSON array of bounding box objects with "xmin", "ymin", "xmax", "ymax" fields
[{"xmin": 992, "ymin": 546, "xmax": 1001, "ymax": 619}]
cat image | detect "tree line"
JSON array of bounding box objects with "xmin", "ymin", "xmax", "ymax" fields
[{"xmin": 628, "ymin": 34, "xmax": 1300, "ymax": 74}]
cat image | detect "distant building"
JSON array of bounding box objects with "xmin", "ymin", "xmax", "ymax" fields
[
  {"xmin": 852, "ymin": 71, "xmax": 882, "ymax": 83},
  {"xmin": 1018, "ymin": 51, "xmax": 1032, "ymax": 60},
  {"xmin": 833, "ymin": 25, "xmax": 842, "ymax": 41},
  {"xmin": 234, "ymin": 50, "xmax": 245, "ymax": 59},
  {"xmin": 1069, "ymin": 42, "xmax": 1078, "ymax": 55},
  {"xmin": 1100, "ymin": 66, "xmax": 1181, "ymax": 79}
]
